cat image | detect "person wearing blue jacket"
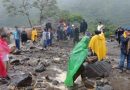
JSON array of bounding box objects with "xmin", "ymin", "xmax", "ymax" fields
[{"xmin": 13, "ymin": 26, "xmax": 21, "ymax": 50}]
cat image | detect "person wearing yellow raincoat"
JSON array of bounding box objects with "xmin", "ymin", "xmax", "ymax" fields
[
  {"xmin": 31, "ymin": 28, "xmax": 38, "ymax": 43},
  {"xmin": 88, "ymin": 31, "xmax": 107, "ymax": 61}
]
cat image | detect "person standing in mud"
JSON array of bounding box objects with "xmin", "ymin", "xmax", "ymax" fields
[
  {"xmin": 118, "ymin": 29, "xmax": 130, "ymax": 72},
  {"xmin": 13, "ymin": 26, "xmax": 21, "ymax": 50},
  {"xmin": 31, "ymin": 27, "xmax": 38, "ymax": 44},
  {"xmin": 48, "ymin": 28, "xmax": 53, "ymax": 46},
  {"xmin": 73, "ymin": 25, "xmax": 80, "ymax": 45},
  {"xmin": 0, "ymin": 32, "xmax": 10, "ymax": 80},
  {"xmin": 57, "ymin": 23, "xmax": 64, "ymax": 41},
  {"xmin": 42, "ymin": 29, "xmax": 48, "ymax": 50},
  {"xmin": 21, "ymin": 30, "xmax": 28, "ymax": 47},
  {"xmin": 115, "ymin": 27, "xmax": 124, "ymax": 45}
]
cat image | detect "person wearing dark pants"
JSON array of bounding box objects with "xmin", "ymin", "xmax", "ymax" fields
[
  {"xmin": 118, "ymin": 29, "xmax": 130, "ymax": 72},
  {"xmin": 15, "ymin": 39, "xmax": 20, "ymax": 50},
  {"xmin": 80, "ymin": 19, "xmax": 88, "ymax": 35},
  {"xmin": 13, "ymin": 26, "xmax": 21, "ymax": 50},
  {"xmin": 21, "ymin": 30, "xmax": 28, "ymax": 47},
  {"xmin": 73, "ymin": 26, "xmax": 79, "ymax": 45}
]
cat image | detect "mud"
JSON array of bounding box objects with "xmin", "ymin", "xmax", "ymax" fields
[{"xmin": 0, "ymin": 40, "xmax": 130, "ymax": 90}]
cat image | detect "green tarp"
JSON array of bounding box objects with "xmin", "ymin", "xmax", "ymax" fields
[{"xmin": 64, "ymin": 36, "xmax": 90, "ymax": 87}]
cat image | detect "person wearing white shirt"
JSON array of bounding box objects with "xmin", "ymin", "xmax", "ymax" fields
[{"xmin": 97, "ymin": 22, "xmax": 105, "ymax": 32}]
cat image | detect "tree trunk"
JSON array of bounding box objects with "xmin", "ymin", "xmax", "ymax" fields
[
  {"xmin": 39, "ymin": 10, "xmax": 43, "ymax": 25},
  {"xmin": 26, "ymin": 14, "xmax": 32, "ymax": 28}
]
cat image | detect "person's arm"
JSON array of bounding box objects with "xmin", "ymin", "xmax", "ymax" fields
[{"xmin": 120, "ymin": 36, "xmax": 129, "ymax": 43}]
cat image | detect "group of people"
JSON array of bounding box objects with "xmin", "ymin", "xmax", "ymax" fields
[
  {"xmin": 0, "ymin": 24, "xmax": 54, "ymax": 82},
  {"xmin": 8, "ymin": 24, "xmax": 53, "ymax": 51},
  {"xmin": 0, "ymin": 19, "xmax": 130, "ymax": 85},
  {"xmin": 115, "ymin": 27, "xmax": 130, "ymax": 72},
  {"xmin": 57, "ymin": 19, "xmax": 88, "ymax": 45}
]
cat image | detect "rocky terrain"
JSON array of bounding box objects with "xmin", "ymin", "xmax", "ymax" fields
[{"xmin": 0, "ymin": 39, "xmax": 130, "ymax": 90}]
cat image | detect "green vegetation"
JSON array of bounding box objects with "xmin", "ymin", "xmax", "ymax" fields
[{"xmin": 88, "ymin": 21, "xmax": 117, "ymax": 38}]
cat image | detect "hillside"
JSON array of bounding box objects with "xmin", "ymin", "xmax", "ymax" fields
[{"xmin": 0, "ymin": 0, "xmax": 130, "ymax": 27}]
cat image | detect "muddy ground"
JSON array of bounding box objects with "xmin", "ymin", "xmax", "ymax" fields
[{"xmin": 0, "ymin": 39, "xmax": 130, "ymax": 90}]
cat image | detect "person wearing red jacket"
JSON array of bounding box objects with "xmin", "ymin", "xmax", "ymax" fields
[{"xmin": 0, "ymin": 32, "xmax": 10, "ymax": 81}]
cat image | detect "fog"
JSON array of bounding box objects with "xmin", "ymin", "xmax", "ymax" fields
[
  {"xmin": 0, "ymin": 0, "xmax": 130, "ymax": 26},
  {"xmin": 58, "ymin": 0, "xmax": 130, "ymax": 25}
]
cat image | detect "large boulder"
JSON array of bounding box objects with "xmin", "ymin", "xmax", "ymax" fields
[
  {"xmin": 11, "ymin": 73, "xmax": 32, "ymax": 87},
  {"xmin": 12, "ymin": 50, "xmax": 21, "ymax": 55},
  {"xmin": 82, "ymin": 61, "xmax": 112, "ymax": 78},
  {"xmin": 10, "ymin": 59, "xmax": 20, "ymax": 65},
  {"xmin": 9, "ymin": 45, "xmax": 16, "ymax": 53},
  {"xmin": 35, "ymin": 64, "xmax": 46, "ymax": 73}
]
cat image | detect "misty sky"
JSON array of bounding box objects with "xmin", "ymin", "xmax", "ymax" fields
[{"xmin": 0, "ymin": 0, "xmax": 130, "ymax": 26}]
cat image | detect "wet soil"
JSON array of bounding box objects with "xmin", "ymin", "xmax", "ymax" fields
[{"xmin": 0, "ymin": 40, "xmax": 130, "ymax": 90}]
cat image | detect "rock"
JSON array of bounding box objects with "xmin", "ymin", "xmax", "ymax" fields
[
  {"xmin": 9, "ymin": 44, "xmax": 16, "ymax": 53},
  {"xmin": 45, "ymin": 75, "xmax": 52, "ymax": 82},
  {"xmin": 30, "ymin": 46, "xmax": 35, "ymax": 49},
  {"xmin": 21, "ymin": 58, "xmax": 30, "ymax": 61},
  {"xmin": 96, "ymin": 80, "xmax": 104, "ymax": 86},
  {"xmin": 11, "ymin": 73, "xmax": 32, "ymax": 87},
  {"xmin": 34, "ymin": 82, "xmax": 50, "ymax": 89},
  {"xmin": 52, "ymin": 80, "xmax": 59, "ymax": 85},
  {"xmin": 9, "ymin": 56, "xmax": 14, "ymax": 60},
  {"xmin": 0, "ymin": 78, "xmax": 8, "ymax": 84},
  {"xmin": 27, "ymin": 59, "xmax": 38, "ymax": 66},
  {"xmin": 83, "ymin": 61, "xmax": 112, "ymax": 78},
  {"xmin": 12, "ymin": 50, "xmax": 21, "ymax": 55},
  {"xmin": 112, "ymin": 65, "xmax": 118, "ymax": 69},
  {"xmin": 35, "ymin": 64, "xmax": 46, "ymax": 73},
  {"xmin": 62, "ymin": 54, "xmax": 67, "ymax": 58},
  {"xmin": 25, "ymin": 86, "xmax": 33, "ymax": 90},
  {"xmin": 20, "ymin": 58, "xmax": 30, "ymax": 65},
  {"xmin": 96, "ymin": 85, "xmax": 113, "ymax": 90},
  {"xmin": 53, "ymin": 58, "xmax": 60, "ymax": 63},
  {"xmin": 41, "ymin": 62, "xmax": 50, "ymax": 67},
  {"xmin": 82, "ymin": 78, "xmax": 95, "ymax": 89},
  {"xmin": 8, "ymin": 84, "xmax": 16, "ymax": 90},
  {"xmin": 10, "ymin": 59, "xmax": 20, "ymax": 65}
]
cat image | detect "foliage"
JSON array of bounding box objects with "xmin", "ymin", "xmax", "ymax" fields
[
  {"xmin": 58, "ymin": 10, "xmax": 83, "ymax": 23},
  {"xmin": 87, "ymin": 20, "xmax": 117, "ymax": 38},
  {"xmin": 33, "ymin": 0, "xmax": 59, "ymax": 24},
  {"xmin": 3, "ymin": 0, "xmax": 32, "ymax": 27},
  {"xmin": 69, "ymin": 14, "xmax": 83, "ymax": 23}
]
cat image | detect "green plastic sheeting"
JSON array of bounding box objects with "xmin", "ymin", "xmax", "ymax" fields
[{"xmin": 64, "ymin": 36, "xmax": 90, "ymax": 87}]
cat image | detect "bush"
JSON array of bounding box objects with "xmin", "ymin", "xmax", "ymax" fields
[{"xmin": 88, "ymin": 21, "xmax": 117, "ymax": 38}]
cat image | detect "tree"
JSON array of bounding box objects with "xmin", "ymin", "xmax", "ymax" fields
[
  {"xmin": 3, "ymin": 0, "xmax": 32, "ymax": 27},
  {"xmin": 69, "ymin": 14, "xmax": 83, "ymax": 23},
  {"xmin": 33, "ymin": 0, "xmax": 59, "ymax": 24},
  {"xmin": 58, "ymin": 10, "xmax": 70, "ymax": 22}
]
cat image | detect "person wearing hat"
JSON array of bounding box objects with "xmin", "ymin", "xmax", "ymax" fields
[{"xmin": 118, "ymin": 29, "xmax": 130, "ymax": 72}]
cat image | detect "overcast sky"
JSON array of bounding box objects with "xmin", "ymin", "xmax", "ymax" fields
[{"xmin": 0, "ymin": 0, "xmax": 130, "ymax": 26}]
